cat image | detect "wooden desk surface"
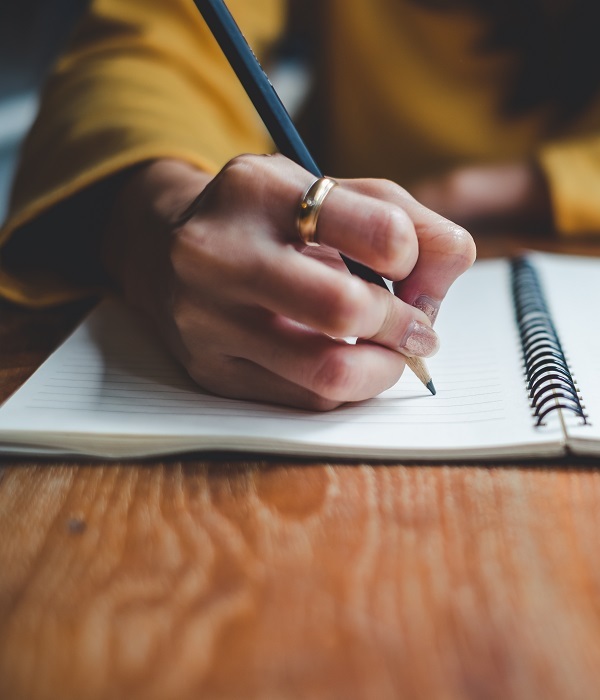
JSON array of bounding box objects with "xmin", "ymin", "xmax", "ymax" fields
[{"xmin": 2, "ymin": 233, "xmax": 600, "ymax": 700}]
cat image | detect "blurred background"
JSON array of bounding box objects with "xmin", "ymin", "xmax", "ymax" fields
[
  {"xmin": 0, "ymin": 1, "xmax": 309, "ymax": 225},
  {"xmin": 0, "ymin": 0, "xmax": 86, "ymax": 223}
]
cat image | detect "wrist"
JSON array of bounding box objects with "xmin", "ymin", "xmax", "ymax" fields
[{"xmin": 101, "ymin": 159, "xmax": 212, "ymax": 303}]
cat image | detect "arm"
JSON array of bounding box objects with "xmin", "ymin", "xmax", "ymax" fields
[
  {"xmin": 1, "ymin": 0, "xmax": 475, "ymax": 409},
  {"xmin": 410, "ymin": 161, "xmax": 552, "ymax": 234},
  {"xmin": 410, "ymin": 130, "xmax": 600, "ymax": 237},
  {"xmin": 0, "ymin": 0, "xmax": 284, "ymax": 305}
]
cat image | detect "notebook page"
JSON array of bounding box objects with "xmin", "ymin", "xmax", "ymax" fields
[
  {"xmin": 532, "ymin": 253, "xmax": 600, "ymax": 454},
  {"xmin": 0, "ymin": 261, "xmax": 564, "ymax": 459}
]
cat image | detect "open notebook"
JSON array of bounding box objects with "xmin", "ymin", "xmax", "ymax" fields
[{"xmin": 0, "ymin": 252, "xmax": 599, "ymax": 460}]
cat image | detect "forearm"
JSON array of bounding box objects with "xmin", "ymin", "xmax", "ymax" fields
[
  {"xmin": 0, "ymin": 0, "xmax": 282, "ymax": 307},
  {"xmin": 410, "ymin": 161, "xmax": 553, "ymax": 234}
]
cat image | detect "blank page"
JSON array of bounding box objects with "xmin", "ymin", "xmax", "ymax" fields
[
  {"xmin": 0, "ymin": 260, "xmax": 565, "ymax": 459},
  {"xmin": 532, "ymin": 253, "xmax": 600, "ymax": 454}
]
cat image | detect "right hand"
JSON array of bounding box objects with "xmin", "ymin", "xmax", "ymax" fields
[{"xmin": 102, "ymin": 155, "xmax": 475, "ymax": 410}]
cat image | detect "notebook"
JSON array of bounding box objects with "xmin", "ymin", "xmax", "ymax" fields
[{"xmin": 0, "ymin": 252, "xmax": 598, "ymax": 460}]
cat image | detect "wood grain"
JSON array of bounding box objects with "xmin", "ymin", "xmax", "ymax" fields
[
  {"xmin": 3, "ymin": 461, "xmax": 600, "ymax": 700},
  {"xmin": 2, "ymin": 236, "xmax": 600, "ymax": 700}
]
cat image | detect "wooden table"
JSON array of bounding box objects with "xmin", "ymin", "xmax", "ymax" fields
[{"xmin": 2, "ymin": 233, "xmax": 600, "ymax": 700}]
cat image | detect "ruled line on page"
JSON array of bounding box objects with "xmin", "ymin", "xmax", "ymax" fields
[
  {"xmin": 35, "ymin": 382, "xmax": 504, "ymax": 399},
  {"xmin": 26, "ymin": 391, "xmax": 507, "ymax": 426},
  {"xmin": 16, "ymin": 286, "xmax": 526, "ymax": 433},
  {"xmin": 29, "ymin": 397, "xmax": 506, "ymax": 414},
  {"xmin": 23, "ymin": 406, "xmax": 505, "ymax": 425},
  {"xmin": 27, "ymin": 366, "xmax": 510, "ymax": 428}
]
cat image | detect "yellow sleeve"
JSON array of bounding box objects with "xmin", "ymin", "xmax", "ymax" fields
[
  {"xmin": 0, "ymin": 0, "xmax": 284, "ymax": 306},
  {"xmin": 538, "ymin": 133, "xmax": 600, "ymax": 236}
]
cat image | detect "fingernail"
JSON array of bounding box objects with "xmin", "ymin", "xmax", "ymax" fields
[
  {"xmin": 413, "ymin": 295, "xmax": 441, "ymax": 323},
  {"xmin": 400, "ymin": 321, "xmax": 440, "ymax": 358}
]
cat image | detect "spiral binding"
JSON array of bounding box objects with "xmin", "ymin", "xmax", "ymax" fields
[{"xmin": 511, "ymin": 257, "xmax": 588, "ymax": 426}]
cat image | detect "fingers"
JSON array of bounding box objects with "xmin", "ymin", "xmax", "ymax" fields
[
  {"xmin": 182, "ymin": 311, "xmax": 408, "ymax": 408},
  {"xmin": 168, "ymin": 154, "xmax": 475, "ymax": 410},
  {"xmin": 201, "ymin": 154, "xmax": 421, "ymax": 281},
  {"xmin": 202, "ymin": 360, "xmax": 343, "ymax": 412},
  {"xmin": 313, "ymin": 186, "xmax": 419, "ymax": 280},
  {"xmin": 176, "ymin": 232, "xmax": 439, "ymax": 359},
  {"xmin": 245, "ymin": 256, "xmax": 440, "ymax": 357},
  {"xmin": 213, "ymin": 156, "xmax": 475, "ymax": 309},
  {"xmin": 110, "ymin": 157, "xmax": 458, "ymax": 412},
  {"xmin": 340, "ymin": 179, "xmax": 476, "ymax": 322},
  {"xmin": 175, "ymin": 154, "xmax": 444, "ymax": 358}
]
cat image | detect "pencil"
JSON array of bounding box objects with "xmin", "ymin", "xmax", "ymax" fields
[{"xmin": 193, "ymin": 0, "xmax": 435, "ymax": 396}]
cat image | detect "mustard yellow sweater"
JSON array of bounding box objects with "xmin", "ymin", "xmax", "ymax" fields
[{"xmin": 2, "ymin": 0, "xmax": 600, "ymax": 305}]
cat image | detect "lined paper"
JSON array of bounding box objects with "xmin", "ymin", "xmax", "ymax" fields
[{"xmin": 0, "ymin": 260, "xmax": 569, "ymax": 459}]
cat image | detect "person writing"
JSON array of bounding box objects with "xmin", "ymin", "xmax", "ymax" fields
[{"xmin": 1, "ymin": 1, "xmax": 598, "ymax": 409}]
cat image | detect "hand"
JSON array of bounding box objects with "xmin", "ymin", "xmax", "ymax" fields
[
  {"xmin": 102, "ymin": 155, "xmax": 475, "ymax": 410},
  {"xmin": 411, "ymin": 161, "xmax": 553, "ymax": 233}
]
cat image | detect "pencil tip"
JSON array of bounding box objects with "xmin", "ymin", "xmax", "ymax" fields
[{"xmin": 426, "ymin": 380, "xmax": 436, "ymax": 396}]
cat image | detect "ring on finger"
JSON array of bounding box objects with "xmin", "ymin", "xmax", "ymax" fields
[{"xmin": 296, "ymin": 176, "xmax": 338, "ymax": 247}]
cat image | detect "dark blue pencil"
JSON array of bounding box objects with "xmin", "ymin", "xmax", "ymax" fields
[{"xmin": 192, "ymin": 0, "xmax": 435, "ymax": 394}]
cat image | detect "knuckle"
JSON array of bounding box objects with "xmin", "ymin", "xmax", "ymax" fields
[
  {"xmin": 378, "ymin": 178, "xmax": 412, "ymax": 201},
  {"xmin": 221, "ymin": 152, "xmax": 258, "ymax": 179},
  {"xmin": 218, "ymin": 153, "xmax": 269, "ymax": 201},
  {"xmin": 224, "ymin": 152, "xmax": 277, "ymax": 178},
  {"xmin": 217, "ymin": 153, "xmax": 295, "ymax": 216},
  {"xmin": 182, "ymin": 154, "xmax": 271, "ymax": 223},
  {"xmin": 312, "ymin": 349, "xmax": 358, "ymax": 400},
  {"xmin": 317, "ymin": 280, "xmax": 365, "ymax": 337},
  {"xmin": 219, "ymin": 156, "xmax": 253, "ymax": 195},
  {"xmin": 358, "ymin": 177, "xmax": 411, "ymax": 202},
  {"xmin": 367, "ymin": 206, "xmax": 417, "ymax": 274}
]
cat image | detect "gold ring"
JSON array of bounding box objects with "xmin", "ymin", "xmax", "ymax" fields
[{"xmin": 296, "ymin": 177, "xmax": 338, "ymax": 246}]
